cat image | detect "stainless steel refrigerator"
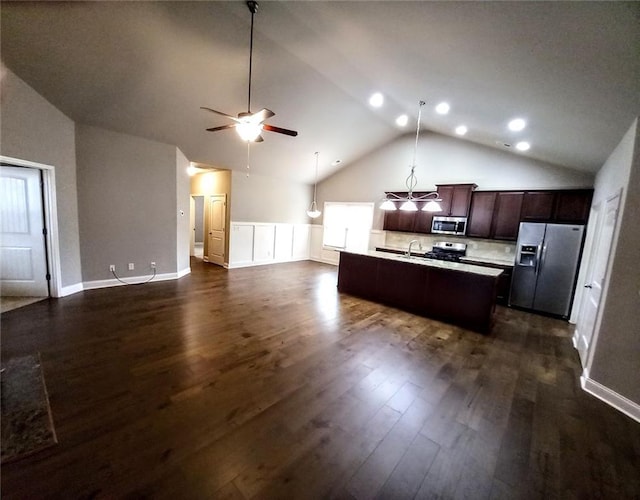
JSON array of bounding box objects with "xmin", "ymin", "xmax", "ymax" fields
[{"xmin": 509, "ymin": 222, "xmax": 585, "ymax": 318}]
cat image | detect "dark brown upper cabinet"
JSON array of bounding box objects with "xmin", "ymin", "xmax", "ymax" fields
[
  {"xmin": 467, "ymin": 191, "xmax": 497, "ymax": 239},
  {"xmin": 382, "ymin": 202, "xmax": 417, "ymax": 233},
  {"xmin": 435, "ymin": 184, "xmax": 477, "ymax": 217},
  {"xmin": 492, "ymin": 192, "xmax": 524, "ymax": 240},
  {"xmin": 554, "ymin": 190, "xmax": 593, "ymax": 223},
  {"xmin": 520, "ymin": 189, "xmax": 593, "ymax": 224},
  {"xmin": 467, "ymin": 191, "xmax": 523, "ymax": 241}
]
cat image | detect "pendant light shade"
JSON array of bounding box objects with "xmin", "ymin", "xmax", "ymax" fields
[
  {"xmin": 400, "ymin": 200, "xmax": 418, "ymax": 212},
  {"xmin": 423, "ymin": 199, "xmax": 442, "ymax": 212},
  {"xmin": 379, "ymin": 100, "xmax": 442, "ymax": 213},
  {"xmin": 307, "ymin": 152, "xmax": 322, "ymax": 219}
]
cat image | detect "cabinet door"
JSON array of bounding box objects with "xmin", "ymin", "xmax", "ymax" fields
[
  {"xmin": 435, "ymin": 185, "xmax": 454, "ymax": 215},
  {"xmin": 384, "ymin": 209, "xmax": 417, "ymax": 233},
  {"xmin": 413, "ymin": 206, "xmax": 435, "ymax": 234},
  {"xmin": 554, "ymin": 190, "xmax": 593, "ymax": 223},
  {"xmin": 492, "ymin": 192, "xmax": 523, "ymax": 240},
  {"xmin": 450, "ymin": 185, "xmax": 475, "ymax": 217},
  {"xmin": 467, "ymin": 191, "xmax": 497, "ymax": 238},
  {"xmin": 521, "ymin": 191, "xmax": 555, "ymax": 221}
]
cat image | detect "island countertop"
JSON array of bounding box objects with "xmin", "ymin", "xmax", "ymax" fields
[{"xmin": 351, "ymin": 249, "xmax": 504, "ymax": 277}]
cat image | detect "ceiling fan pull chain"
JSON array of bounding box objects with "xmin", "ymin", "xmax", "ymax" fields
[{"xmin": 246, "ymin": 141, "xmax": 251, "ymax": 177}]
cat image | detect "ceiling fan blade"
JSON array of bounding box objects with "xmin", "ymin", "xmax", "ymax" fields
[
  {"xmin": 262, "ymin": 124, "xmax": 298, "ymax": 137},
  {"xmin": 249, "ymin": 108, "xmax": 275, "ymax": 123},
  {"xmin": 206, "ymin": 124, "xmax": 236, "ymax": 132},
  {"xmin": 200, "ymin": 107, "xmax": 240, "ymax": 122}
]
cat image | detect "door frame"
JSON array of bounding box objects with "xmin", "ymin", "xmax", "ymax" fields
[
  {"xmin": 0, "ymin": 155, "xmax": 62, "ymax": 297},
  {"xmin": 206, "ymin": 193, "xmax": 227, "ymax": 266},
  {"xmin": 581, "ymin": 189, "xmax": 622, "ymax": 372}
]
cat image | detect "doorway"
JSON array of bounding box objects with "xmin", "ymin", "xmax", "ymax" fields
[
  {"xmin": 0, "ymin": 165, "xmax": 50, "ymax": 310},
  {"xmin": 207, "ymin": 194, "xmax": 226, "ymax": 266},
  {"xmin": 190, "ymin": 195, "xmax": 205, "ymax": 259},
  {"xmin": 575, "ymin": 190, "xmax": 621, "ymax": 365}
]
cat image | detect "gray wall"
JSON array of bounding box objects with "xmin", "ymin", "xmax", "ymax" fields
[
  {"xmin": 0, "ymin": 68, "xmax": 83, "ymax": 289},
  {"xmin": 588, "ymin": 119, "xmax": 639, "ymax": 405},
  {"xmin": 76, "ymin": 124, "xmax": 178, "ymax": 281},
  {"xmin": 317, "ymin": 131, "xmax": 595, "ymax": 228},
  {"xmin": 231, "ymin": 170, "xmax": 311, "ymax": 224},
  {"xmin": 176, "ymin": 148, "xmax": 191, "ymax": 274}
]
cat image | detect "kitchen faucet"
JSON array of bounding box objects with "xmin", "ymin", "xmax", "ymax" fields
[{"xmin": 406, "ymin": 240, "xmax": 421, "ymax": 258}]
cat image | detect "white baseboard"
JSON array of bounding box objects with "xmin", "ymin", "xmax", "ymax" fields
[
  {"xmin": 177, "ymin": 267, "xmax": 191, "ymax": 278},
  {"xmin": 59, "ymin": 282, "xmax": 84, "ymax": 297},
  {"xmin": 580, "ymin": 370, "xmax": 640, "ymax": 423},
  {"xmin": 309, "ymin": 257, "xmax": 339, "ymax": 266},
  {"xmin": 82, "ymin": 271, "xmax": 186, "ymax": 290},
  {"xmin": 227, "ymin": 256, "xmax": 309, "ymax": 269}
]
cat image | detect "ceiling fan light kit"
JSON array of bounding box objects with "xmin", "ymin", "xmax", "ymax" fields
[
  {"xmin": 201, "ymin": 1, "xmax": 297, "ymax": 143},
  {"xmin": 380, "ymin": 100, "xmax": 442, "ymax": 212}
]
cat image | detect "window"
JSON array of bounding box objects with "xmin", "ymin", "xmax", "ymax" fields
[{"xmin": 322, "ymin": 202, "xmax": 374, "ymax": 253}]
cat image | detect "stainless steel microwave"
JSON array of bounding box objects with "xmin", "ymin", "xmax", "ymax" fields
[{"xmin": 431, "ymin": 216, "xmax": 467, "ymax": 235}]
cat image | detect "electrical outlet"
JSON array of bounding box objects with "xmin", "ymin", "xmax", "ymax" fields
[
  {"xmin": 150, "ymin": 262, "xmax": 156, "ymax": 269},
  {"xmin": 128, "ymin": 263, "xmax": 134, "ymax": 270},
  {"xmin": 109, "ymin": 265, "xmax": 115, "ymax": 272}
]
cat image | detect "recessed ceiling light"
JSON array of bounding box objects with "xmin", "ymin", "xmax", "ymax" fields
[
  {"xmin": 515, "ymin": 141, "xmax": 531, "ymax": 151},
  {"xmin": 395, "ymin": 114, "xmax": 408, "ymax": 127},
  {"xmin": 435, "ymin": 102, "xmax": 450, "ymax": 115},
  {"xmin": 455, "ymin": 125, "xmax": 468, "ymax": 136},
  {"xmin": 369, "ymin": 92, "xmax": 384, "ymax": 107},
  {"xmin": 508, "ymin": 118, "xmax": 526, "ymax": 131},
  {"xmin": 331, "ymin": 159, "xmax": 342, "ymax": 166}
]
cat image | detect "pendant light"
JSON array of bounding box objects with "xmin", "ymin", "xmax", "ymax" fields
[
  {"xmin": 307, "ymin": 152, "xmax": 321, "ymax": 219},
  {"xmin": 380, "ymin": 100, "xmax": 442, "ymax": 212}
]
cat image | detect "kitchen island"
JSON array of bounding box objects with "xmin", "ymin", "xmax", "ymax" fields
[{"xmin": 337, "ymin": 250, "xmax": 503, "ymax": 333}]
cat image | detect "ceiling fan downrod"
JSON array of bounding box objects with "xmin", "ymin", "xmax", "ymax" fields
[{"xmin": 247, "ymin": 1, "xmax": 259, "ymax": 114}]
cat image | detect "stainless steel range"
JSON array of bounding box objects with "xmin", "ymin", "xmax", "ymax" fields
[{"xmin": 424, "ymin": 241, "xmax": 466, "ymax": 262}]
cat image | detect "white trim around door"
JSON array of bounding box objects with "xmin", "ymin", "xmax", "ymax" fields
[{"xmin": 0, "ymin": 155, "xmax": 64, "ymax": 297}]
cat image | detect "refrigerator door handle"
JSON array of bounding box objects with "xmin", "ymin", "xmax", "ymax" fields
[{"xmin": 534, "ymin": 244, "xmax": 543, "ymax": 275}]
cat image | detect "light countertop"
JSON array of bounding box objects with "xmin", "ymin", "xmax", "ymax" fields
[
  {"xmin": 377, "ymin": 245, "xmax": 515, "ymax": 268},
  {"xmin": 343, "ymin": 250, "xmax": 504, "ymax": 278}
]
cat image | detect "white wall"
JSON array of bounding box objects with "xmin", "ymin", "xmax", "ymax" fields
[
  {"xmin": 581, "ymin": 119, "xmax": 639, "ymax": 411},
  {"xmin": 231, "ymin": 171, "xmax": 313, "ymax": 225},
  {"xmin": 76, "ymin": 124, "xmax": 179, "ymax": 282},
  {"xmin": 0, "ymin": 67, "xmax": 82, "ymax": 289},
  {"xmin": 317, "ymin": 131, "xmax": 594, "ymax": 229}
]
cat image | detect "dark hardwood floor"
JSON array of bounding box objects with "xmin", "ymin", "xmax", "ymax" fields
[{"xmin": 1, "ymin": 259, "xmax": 639, "ymax": 499}]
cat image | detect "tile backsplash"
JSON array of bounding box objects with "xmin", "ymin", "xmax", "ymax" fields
[{"xmin": 383, "ymin": 231, "xmax": 516, "ymax": 263}]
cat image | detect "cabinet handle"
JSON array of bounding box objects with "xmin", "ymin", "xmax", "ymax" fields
[{"xmin": 584, "ymin": 284, "xmax": 593, "ymax": 289}]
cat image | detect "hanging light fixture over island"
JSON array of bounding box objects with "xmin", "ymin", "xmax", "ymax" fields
[
  {"xmin": 307, "ymin": 151, "xmax": 322, "ymax": 219},
  {"xmin": 380, "ymin": 101, "xmax": 442, "ymax": 212}
]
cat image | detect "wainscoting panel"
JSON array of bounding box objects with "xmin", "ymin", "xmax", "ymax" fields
[
  {"xmin": 253, "ymin": 225, "xmax": 275, "ymax": 262},
  {"xmin": 274, "ymin": 224, "xmax": 294, "ymax": 261},
  {"xmin": 229, "ymin": 224, "xmax": 255, "ymax": 266},
  {"xmin": 229, "ymin": 222, "xmax": 311, "ymax": 269}
]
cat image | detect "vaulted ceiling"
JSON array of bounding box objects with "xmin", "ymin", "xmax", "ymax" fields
[{"xmin": 2, "ymin": 1, "xmax": 639, "ymax": 183}]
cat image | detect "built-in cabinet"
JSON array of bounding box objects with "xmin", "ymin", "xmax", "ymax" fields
[
  {"xmin": 521, "ymin": 189, "xmax": 593, "ymax": 224},
  {"xmin": 467, "ymin": 191, "xmax": 523, "ymax": 240},
  {"xmin": 384, "ymin": 186, "xmax": 593, "ymax": 241}
]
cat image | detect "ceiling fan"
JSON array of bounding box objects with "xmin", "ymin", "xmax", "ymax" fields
[{"xmin": 201, "ymin": 1, "xmax": 298, "ymax": 143}]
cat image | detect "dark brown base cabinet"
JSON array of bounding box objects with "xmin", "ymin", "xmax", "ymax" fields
[{"xmin": 337, "ymin": 252, "xmax": 500, "ymax": 334}]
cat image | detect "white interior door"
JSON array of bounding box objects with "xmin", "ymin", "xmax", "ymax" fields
[
  {"xmin": 0, "ymin": 166, "xmax": 49, "ymax": 297},
  {"xmin": 207, "ymin": 194, "xmax": 226, "ymax": 266},
  {"xmin": 575, "ymin": 191, "xmax": 621, "ymax": 364}
]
